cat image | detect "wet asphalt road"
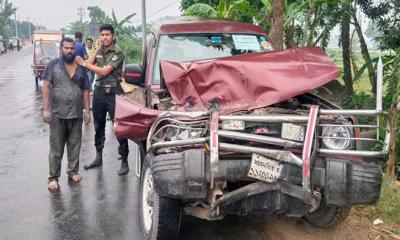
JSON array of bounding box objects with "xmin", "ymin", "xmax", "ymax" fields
[{"xmin": 0, "ymin": 46, "xmax": 366, "ymax": 240}]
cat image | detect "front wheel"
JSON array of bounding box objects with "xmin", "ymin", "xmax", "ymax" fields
[
  {"xmin": 303, "ymin": 204, "xmax": 351, "ymax": 228},
  {"xmin": 139, "ymin": 156, "xmax": 182, "ymax": 240}
]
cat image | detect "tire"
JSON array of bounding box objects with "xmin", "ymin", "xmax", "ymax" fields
[
  {"xmin": 139, "ymin": 155, "xmax": 182, "ymax": 240},
  {"xmin": 303, "ymin": 204, "xmax": 351, "ymax": 229}
]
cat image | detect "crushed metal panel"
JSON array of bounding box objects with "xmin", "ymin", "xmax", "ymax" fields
[
  {"xmin": 160, "ymin": 47, "xmax": 340, "ymax": 114},
  {"xmin": 114, "ymin": 95, "xmax": 161, "ymax": 139}
]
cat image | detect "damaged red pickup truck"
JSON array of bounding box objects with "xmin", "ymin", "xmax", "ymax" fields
[{"xmin": 115, "ymin": 17, "xmax": 390, "ymax": 240}]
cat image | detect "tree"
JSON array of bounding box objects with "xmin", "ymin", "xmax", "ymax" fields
[
  {"xmin": 0, "ymin": 0, "xmax": 16, "ymax": 38},
  {"xmin": 183, "ymin": 0, "xmax": 253, "ymax": 22},
  {"xmin": 269, "ymin": 0, "xmax": 284, "ymax": 50},
  {"xmin": 180, "ymin": 0, "xmax": 218, "ymax": 11},
  {"xmin": 386, "ymin": 53, "xmax": 400, "ymax": 177},
  {"xmin": 373, "ymin": 0, "xmax": 399, "ymax": 50},
  {"xmin": 9, "ymin": 19, "xmax": 36, "ymax": 40},
  {"xmin": 350, "ymin": 2, "xmax": 376, "ymax": 94},
  {"xmin": 110, "ymin": 9, "xmax": 136, "ymax": 37},
  {"xmin": 341, "ymin": 0, "xmax": 353, "ymax": 96},
  {"xmin": 67, "ymin": 20, "xmax": 90, "ymax": 37},
  {"xmin": 87, "ymin": 6, "xmax": 111, "ymax": 24}
]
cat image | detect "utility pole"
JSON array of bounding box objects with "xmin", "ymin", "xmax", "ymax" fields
[
  {"xmin": 14, "ymin": 13, "xmax": 18, "ymax": 38},
  {"xmin": 141, "ymin": 0, "xmax": 147, "ymax": 55},
  {"xmin": 27, "ymin": 17, "xmax": 32, "ymax": 38},
  {"xmin": 77, "ymin": 7, "xmax": 85, "ymax": 24}
]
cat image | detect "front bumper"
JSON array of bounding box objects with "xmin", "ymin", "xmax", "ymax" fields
[
  {"xmin": 146, "ymin": 107, "xmax": 388, "ymax": 216},
  {"xmin": 151, "ymin": 149, "xmax": 381, "ymax": 215}
]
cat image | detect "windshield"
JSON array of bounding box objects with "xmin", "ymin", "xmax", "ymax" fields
[
  {"xmin": 153, "ymin": 33, "xmax": 273, "ymax": 84},
  {"xmin": 34, "ymin": 41, "xmax": 60, "ymax": 64}
]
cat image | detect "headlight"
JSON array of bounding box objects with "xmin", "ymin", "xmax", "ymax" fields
[{"xmin": 321, "ymin": 126, "xmax": 352, "ymax": 150}]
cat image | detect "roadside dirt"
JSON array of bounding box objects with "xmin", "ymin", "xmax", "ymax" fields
[{"xmin": 179, "ymin": 208, "xmax": 399, "ymax": 240}]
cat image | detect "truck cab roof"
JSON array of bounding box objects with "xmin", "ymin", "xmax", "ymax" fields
[{"xmin": 153, "ymin": 16, "xmax": 266, "ymax": 36}]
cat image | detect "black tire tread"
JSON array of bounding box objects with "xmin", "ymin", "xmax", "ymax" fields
[
  {"xmin": 140, "ymin": 155, "xmax": 182, "ymax": 240},
  {"xmin": 152, "ymin": 194, "xmax": 182, "ymax": 240},
  {"xmin": 303, "ymin": 205, "xmax": 351, "ymax": 229}
]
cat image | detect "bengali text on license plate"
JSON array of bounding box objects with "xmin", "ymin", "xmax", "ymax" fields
[{"xmin": 247, "ymin": 153, "xmax": 283, "ymax": 182}]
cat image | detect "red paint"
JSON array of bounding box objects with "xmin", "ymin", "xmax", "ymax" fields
[
  {"xmin": 160, "ymin": 47, "xmax": 340, "ymax": 115},
  {"xmin": 303, "ymin": 106, "xmax": 318, "ymax": 178}
]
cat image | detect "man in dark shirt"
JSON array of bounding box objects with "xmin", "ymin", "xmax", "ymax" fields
[
  {"xmin": 74, "ymin": 31, "xmax": 88, "ymax": 59},
  {"xmin": 75, "ymin": 24, "xmax": 129, "ymax": 175},
  {"xmin": 42, "ymin": 38, "xmax": 90, "ymax": 191}
]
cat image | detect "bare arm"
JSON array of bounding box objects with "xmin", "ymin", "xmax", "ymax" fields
[
  {"xmin": 42, "ymin": 80, "xmax": 52, "ymax": 123},
  {"xmin": 75, "ymin": 53, "xmax": 114, "ymax": 76},
  {"xmin": 42, "ymin": 80, "xmax": 51, "ymax": 111},
  {"xmin": 87, "ymin": 48, "xmax": 99, "ymax": 64},
  {"xmin": 86, "ymin": 63, "xmax": 115, "ymax": 77},
  {"xmin": 87, "ymin": 39, "xmax": 102, "ymax": 64},
  {"xmin": 82, "ymin": 89, "xmax": 90, "ymax": 112}
]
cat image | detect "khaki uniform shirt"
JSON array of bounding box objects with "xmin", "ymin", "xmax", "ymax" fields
[{"xmin": 94, "ymin": 44, "xmax": 124, "ymax": 88}]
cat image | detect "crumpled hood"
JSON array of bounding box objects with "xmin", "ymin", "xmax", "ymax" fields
[
  {"xmin": 115, "ymin": 47, "xmax": 340, "ymax": 139},
  {"xmin": 160, "ymin": 47, "xmax": 339, "ymax": 114}
]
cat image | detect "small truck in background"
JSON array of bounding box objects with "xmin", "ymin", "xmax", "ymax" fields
[{"xmin": 32, "ymin": 30, "xmax": 62, "ymax": 87}]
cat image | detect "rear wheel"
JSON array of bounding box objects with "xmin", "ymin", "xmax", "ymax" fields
[
  {"xmin": 303, "ymin": 204, "xmax": 351, "ymax": 228},
  {"xmin": 139, "ymin": 156, "xmax": 182, "ymax": 240}
]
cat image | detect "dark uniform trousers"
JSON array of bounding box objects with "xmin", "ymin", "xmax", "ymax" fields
[
  {"xmin": 93, "ymin": 87, "xmax": 129, "ymax": 157},
  {"xmin": 49, "ymin": 118, "xmax": 82, "ymax": 181}
]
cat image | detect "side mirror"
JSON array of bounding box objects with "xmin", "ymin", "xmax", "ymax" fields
[{"xmin": 124, "ymin": 64, "xmax": 145, "ymax": 87}]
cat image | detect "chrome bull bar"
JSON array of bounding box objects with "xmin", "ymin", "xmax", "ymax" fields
[{"xmin": 147, "ymin": 109, "xmax": 391, "ymax": 158}]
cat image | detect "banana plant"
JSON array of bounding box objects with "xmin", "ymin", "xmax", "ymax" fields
[
  {"xmin": 184, "ymin": 0, "xmax": 251, "ymax": 20},
  {"xmin": 111, "ymin": 9, "xmax": 136, "ymax": 37}
]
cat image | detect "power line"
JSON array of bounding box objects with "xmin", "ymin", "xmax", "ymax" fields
[
  {"xmin": 148, "ymin": 0, "xmax": 179, "ymax": 18},
  {"xmin": 132, "ymin": 0, "xmax": 180, "ymax": 23}
]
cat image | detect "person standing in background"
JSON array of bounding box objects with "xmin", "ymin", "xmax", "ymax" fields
[
  {"xmin": 85, "ymin": 37, "xmax": 95, "ymax": 91},
  {"xmin": 74, "ymin": 31, "xmax": 88, "ymax": 59}
]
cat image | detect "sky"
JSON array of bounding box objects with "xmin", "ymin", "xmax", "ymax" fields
[{"xmin": 11, "ymin": 0, "xmax": 182, "ymax": 30}]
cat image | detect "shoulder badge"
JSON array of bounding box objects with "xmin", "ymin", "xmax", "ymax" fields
[{"xmin": 112, "ymin": 55, "xmax": 118, "ymax": 61}]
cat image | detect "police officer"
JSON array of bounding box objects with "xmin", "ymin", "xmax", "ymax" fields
[{"xmin": 75, "ymin": 24, "xmax": 129, "ymax": 175}]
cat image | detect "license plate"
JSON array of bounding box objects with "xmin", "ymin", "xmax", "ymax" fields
[
  {"xmin": 281, "ymin": 123, "xmax": 305, "ymax": 142},
  {"xmin": 247, "ymin": 153, "xmax": 283, "ymax": 182}
]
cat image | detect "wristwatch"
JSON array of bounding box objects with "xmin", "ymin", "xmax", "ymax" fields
[{"xmin": 83, "ymin": 62, "xmax": 88, "ymax": 68}]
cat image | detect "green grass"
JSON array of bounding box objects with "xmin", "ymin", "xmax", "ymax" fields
[
  {"xmin": 366, "ymin": 177, "xmax": 400, "ymax": 225},
  {"xmin": 326, "ymin": 48, "xmax": 380, "ymax": 94}
]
